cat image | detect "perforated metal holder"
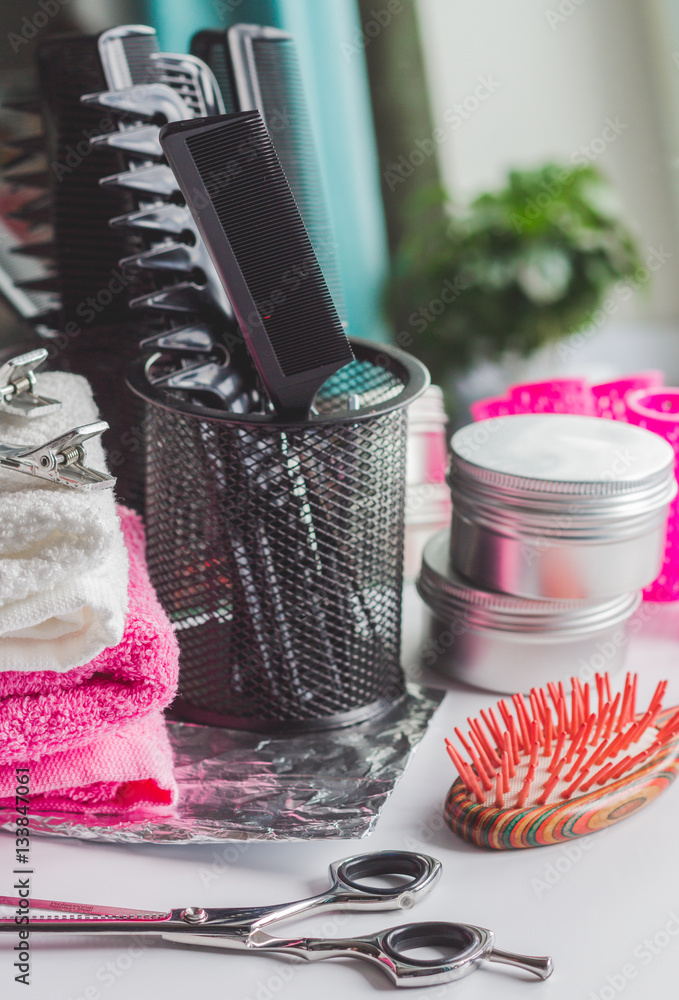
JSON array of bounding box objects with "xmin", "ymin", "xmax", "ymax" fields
[{"xmin": 128, "ymin": 341, "xmax": 429, "ymax": 731}]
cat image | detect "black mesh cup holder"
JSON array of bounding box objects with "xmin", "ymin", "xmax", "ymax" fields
[{"xmin": 128, "ymin": 340, "xmax": 429, "ymax": 732}]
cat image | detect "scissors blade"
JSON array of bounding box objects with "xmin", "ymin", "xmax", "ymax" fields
[{"xmin": 0, "ymin": 895, "xmax": 168, "ymax": 919}]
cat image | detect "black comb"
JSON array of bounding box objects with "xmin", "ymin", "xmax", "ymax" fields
[
  {"xmin": 159, "ymin": 111, "xmax": 353, "ymax": 419},
  {"xmin": 189, "ymin": 30, "xmax": 239, "ymax": 115},
  {"xmin": 190, "ymin": 26, "xmax": 347, "ymax": 327}
]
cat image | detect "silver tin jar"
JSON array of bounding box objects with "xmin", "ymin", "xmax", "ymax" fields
[
  {"xmin": 448, "ymin": 414, "xmax": 676, "ymax": 600},
  {"xmin": 418, "ymin": 530, "xmax": 641, "ymax": 693}
]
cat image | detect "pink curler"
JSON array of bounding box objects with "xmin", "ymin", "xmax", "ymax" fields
[
  {"xmin": 592, "ymin": 371, "xmax": 664, "ymax": 421},
  {"xmin": 624, "ymin": 388, "xmax": 679, "ymax": 601},
  {"xmin": 472, "ymin": 373, "xmax": 664, "ymax": 424},
  {"xmin": 469, "ymin": 394, "xmax": 515, "ymax": 421},
  {"xmin": 471, "ymin": 379, "xmax": 595, "ymax": 422},
  {"xmin": 507, "ymin": 378, "xmax": 596, "ymax": 415}
]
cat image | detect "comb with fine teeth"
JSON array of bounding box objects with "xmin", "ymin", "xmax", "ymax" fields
[
  {"xmin": 444, "ymin": 672, "xmax": 679, "ymax": 849},
  {"xmin": 190, "ymin": 26, "xmax": 346, "ymax": 328},
  {"xmin": 160, "ymin": 111, "xmax": 353, "ymax": 418}
]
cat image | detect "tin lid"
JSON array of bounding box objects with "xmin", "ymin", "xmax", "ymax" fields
[
  {"xmin": 449, "ymin": 414, "xmax": 675, "ymax": 501},
  {"xmin": 417, "ymin": 529, "xmax": 641, "ymax": 635}
]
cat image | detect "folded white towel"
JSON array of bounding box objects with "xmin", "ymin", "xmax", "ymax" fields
[{"xmin": 0, "ymin": 370, "xmax": 128, "ymax": 671}]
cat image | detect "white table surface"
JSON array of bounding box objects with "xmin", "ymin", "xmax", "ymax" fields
[{"xmin": 3, "ymin": 586, "xmax": 679, "ymax": 1000}]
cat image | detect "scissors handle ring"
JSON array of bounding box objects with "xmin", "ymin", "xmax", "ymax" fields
[{"xmin": 330, "ymin": 851, "xmax": 442, "ymax": 908}]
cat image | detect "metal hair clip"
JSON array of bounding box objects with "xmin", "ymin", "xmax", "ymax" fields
[
  {"xmin": 0, "ymin": 421, "xmax": 115, "ymax": 490},
  {"xmin": 0, "ymin": 349, "xmax": 60, "ymax": 419}
]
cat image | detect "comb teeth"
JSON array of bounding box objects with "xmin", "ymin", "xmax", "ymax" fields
[
  {"xmin": 2, "ymin": 97, "xmax": 42, "ymax": 115},
  {"xmin": 90, "ymin": 124, "xmax": 164, "ymax": 159},
  {"xmin": 129, "ymin": 281, "xmax": 212, "ymax": 313},
  {"xmin": 14, "ymin": 275, "xmax": 59, "ymax": 293},
  {"xmin": 10, "ymin": 241, "xmax": 56, "ymax": 261},
  {"xmin": 115, "ymin": 31, "xmax": 161, "ymax": 85},
  {"xmin": 99, "ymin": 163, "xmax": 178, "ymax": 196},
  {"xmin": 160, "ymin": 110, "xmax": 353, "ymax": 416},
  {"xmin": 7, "ymin": 193, "xmax": 51, "ymax": 226},
  {"xmin": 190, "ymin": 30, "xmax": 239, "ymax": 114},
  {"xmin": 152, "ymin": 52, "xmax": 225, "ymax": 118},
  {"xmin": 109, "ymin": 202, "xmax": 191, "ymax": 236},
  {"xmin": 3, "ymin": 132, "xmax": 47, "ymax": 170},
  {"xmin": 3, "ymin": 167, "xmax": 49, "ymax": 188},
  {"xmin": 248, "ymin": 32, "xmax": 347, "ymax": 325},
  {"xmin": 445, "ymin": 673, "xmax": 677, "ymax": 809}
]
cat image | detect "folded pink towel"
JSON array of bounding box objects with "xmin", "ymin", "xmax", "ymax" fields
[
  {"xmin": 0, "ymin": 506, "xmax": 179, "ymax": 765},
  {"xmin": 0, "ymin": 710, "xmax": 177, "ymax": 815}
]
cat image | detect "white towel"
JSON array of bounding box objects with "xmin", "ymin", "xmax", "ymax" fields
[{"xmin": 0, "ymin": 370, "xmax": 128, "ymax": 671}]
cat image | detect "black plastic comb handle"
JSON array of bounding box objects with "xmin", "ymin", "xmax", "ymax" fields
[{"xmin": 159, "ymin": 111, "xmax": 353, "ymax": 419}]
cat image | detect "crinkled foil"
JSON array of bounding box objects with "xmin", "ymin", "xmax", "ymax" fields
[{"xmin": 0, "ymin": 684, "xmax": 443, "ymax": 844}]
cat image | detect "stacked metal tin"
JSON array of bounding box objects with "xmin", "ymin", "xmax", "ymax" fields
[{"xmin": 417, "ymin": 414, "xmax": 677, "ymax": 693}]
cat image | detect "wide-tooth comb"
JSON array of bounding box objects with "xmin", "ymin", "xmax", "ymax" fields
[
  {"xmin": 97, "ymin": 24, "xmax": 160, "ymax": 89},
  {"xmin": 151, "ymin": 52, "xmax": 224, "ymax": 118},
  {"xmin": 160, "ymin": 111, "xmax": 353, "ymax": 418},
  {"xmin": 444, "ymin": 672, "xmax": 679, "ymax": 849},
  {"xmin": 88, "ymin": 57, "xmax": 238, "ymax": 333}
]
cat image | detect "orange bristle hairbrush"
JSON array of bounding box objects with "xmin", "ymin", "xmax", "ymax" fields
[{"xmin": 444, "ymin": 672, "xmax": 679, "ymax": 849}]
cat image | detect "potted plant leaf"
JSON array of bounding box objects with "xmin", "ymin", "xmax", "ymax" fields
[{"xmin": 385, "ymin": 163, "xmax": 642, "ymax": 406}]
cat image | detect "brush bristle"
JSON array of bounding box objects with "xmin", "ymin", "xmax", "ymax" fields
[{"xmin": 445, "ymin": 673, "xmax": 677, "ymax": 810}]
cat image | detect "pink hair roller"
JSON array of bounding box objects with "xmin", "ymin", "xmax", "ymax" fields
[
  {"xmin": 469, "ymin": 394, "xmax": 516, "ymax": 421},
  {"xmin": 625, "ymin": 388, "xmax": 679, "ymax": 601},
  {"xmin": 470, "ymin": 378, "xmax": 595, "ymax": 422},
  {"xmin": 592, "ymin": 371, "xmax": 664, "ymax": 421},
  {"xmin": 508, "ymin": 377, "xmax": 595, "ymax": 415}
]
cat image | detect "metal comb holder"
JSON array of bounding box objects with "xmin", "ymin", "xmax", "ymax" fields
[{"xmin": 129, "ymin": 341, "xmax": 429, "ymax": 732}]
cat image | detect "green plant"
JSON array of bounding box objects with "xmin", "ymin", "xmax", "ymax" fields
[{"xmin": 385, "ymin": 164, "xmax": 642, "ymax": 378}]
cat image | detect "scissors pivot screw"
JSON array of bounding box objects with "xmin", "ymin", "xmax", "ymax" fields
[{"xmin": 181, "ymin": 907, "xmax": 208, "ymax": 924}]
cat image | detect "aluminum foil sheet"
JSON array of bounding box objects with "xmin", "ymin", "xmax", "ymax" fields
[{"xmin": 0, "ymin": 684, "xmax": 443, "ymax": 844}]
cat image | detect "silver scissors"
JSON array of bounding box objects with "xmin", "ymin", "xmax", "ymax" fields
[{"xmin": 0, "ymin": 850, "xmax": 552, "ymax": 988}]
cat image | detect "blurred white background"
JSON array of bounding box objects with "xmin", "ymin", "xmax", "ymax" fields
[{"xmin": 415, "ymin": 0, "xmax": 679, "ymax": 392}]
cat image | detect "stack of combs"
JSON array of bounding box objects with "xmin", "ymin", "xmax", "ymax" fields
[
  {"xmin": 1, "ymin": 25, "xmax": 233, "ymax": 509},
  {"xmin": 417, "ymin": 409, "xmax": 677, "ymax": 694},
  {"xmin": 1, "ymin": 22, "xmax": 432, "ymax": 733},
  {"xmin": 0, "ymin": 23, "xmax": 360, "ymax": 508}
]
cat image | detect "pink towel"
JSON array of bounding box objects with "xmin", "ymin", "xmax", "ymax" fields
[
  {"xmin": 0, "ymin": 710, "xmax": 177, "ymax": 815},
  {"xmin": 0, "ymin": 506, "xmax": 179, "ymax": 765}
]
